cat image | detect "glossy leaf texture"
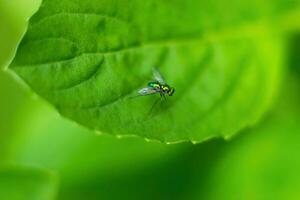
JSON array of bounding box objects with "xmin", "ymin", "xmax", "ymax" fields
[{"xmin": 9, "ymin": 0, "xmax": 300, "ymax": 143}]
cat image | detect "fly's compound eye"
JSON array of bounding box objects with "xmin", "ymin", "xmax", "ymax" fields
[{"xmin": 168, "ymin": 88, "xmax": 175, "ymax": 96}]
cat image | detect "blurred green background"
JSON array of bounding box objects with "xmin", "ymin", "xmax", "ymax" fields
[{"xmin": 1, "ymin": 1, "xmax": 300, "ymax": 200}]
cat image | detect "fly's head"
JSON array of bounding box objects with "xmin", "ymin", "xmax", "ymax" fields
[{"xmin": 167, "ymin": 87, "xmax": 175, "ymax": 96}]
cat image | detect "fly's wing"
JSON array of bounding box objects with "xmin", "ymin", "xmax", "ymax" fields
[
  {"xmin": 153, "ymin": 68, "xmax": 166, "ymax": 85},
  {"xmin": 138, "ymin": 87, "xmax": 158, "ymax": 96}
]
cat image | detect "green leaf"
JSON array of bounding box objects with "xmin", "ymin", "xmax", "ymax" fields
[
  {"xmin": 8, "ymin": 0, "xmax": 300, "ymax": 143},
  {"xmin": 0, "ymin": 165, "xmax": 58, "ymax": 200}
]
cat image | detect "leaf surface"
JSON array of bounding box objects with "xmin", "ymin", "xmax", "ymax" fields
[{"xmin": 9, "ymin": 0, "xmax": 300, "ymax": 142}]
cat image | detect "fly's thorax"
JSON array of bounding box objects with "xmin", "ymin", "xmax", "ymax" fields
[
  {"xmin": 148, "ymin": 82, "xmax": 161, "ymax": 90},
  {"xmin": 147, "ymin": 82, "xmax": 175, "ymax": 96}
]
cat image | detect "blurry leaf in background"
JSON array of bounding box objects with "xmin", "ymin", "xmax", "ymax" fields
[
  {"xmin": 0, "ymin": 0, "xmax": 41, "ymax": 156},
  {"xmin": 0, "ymin": 72, "xmax": 29, "ymax": 156},
  {"xmin": 0, "ymin": 165, "xmax": 58, "ymax": 200},
  {"xmin": 10, "ymin": 0, "xmax": 300, "ymax": 143},
  {"xmin": 0, "ymin": 0, "xmax": 41, "ymax": 68},
  {"xmin": 289, "ymin": 33, "xmax": 300, "ymax": 73}
]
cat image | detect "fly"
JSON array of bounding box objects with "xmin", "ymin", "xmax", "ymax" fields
[
  {"xmin": 138, "ymin": 68, "xmax": 175, "ymax": 99},
  {"xmin": 136, "ymin": 68, "xmax": 175, "ymax": 116}
]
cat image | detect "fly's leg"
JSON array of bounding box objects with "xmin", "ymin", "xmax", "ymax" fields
[
  {"xmin": 159, "ymin": 92, "xmax": 167, "ymax": 101},
  {"xmin": 162, "ymin": 94, "xmax": 167, "ymax": 101},
  {"xmin": 147, "ymin": 98, "xmax": 161, "ymax": 118}
]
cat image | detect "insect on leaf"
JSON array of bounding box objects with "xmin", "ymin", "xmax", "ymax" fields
[{"xmin": 8, "ymin": 0, "xmax": 300, "ymax": 143}]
